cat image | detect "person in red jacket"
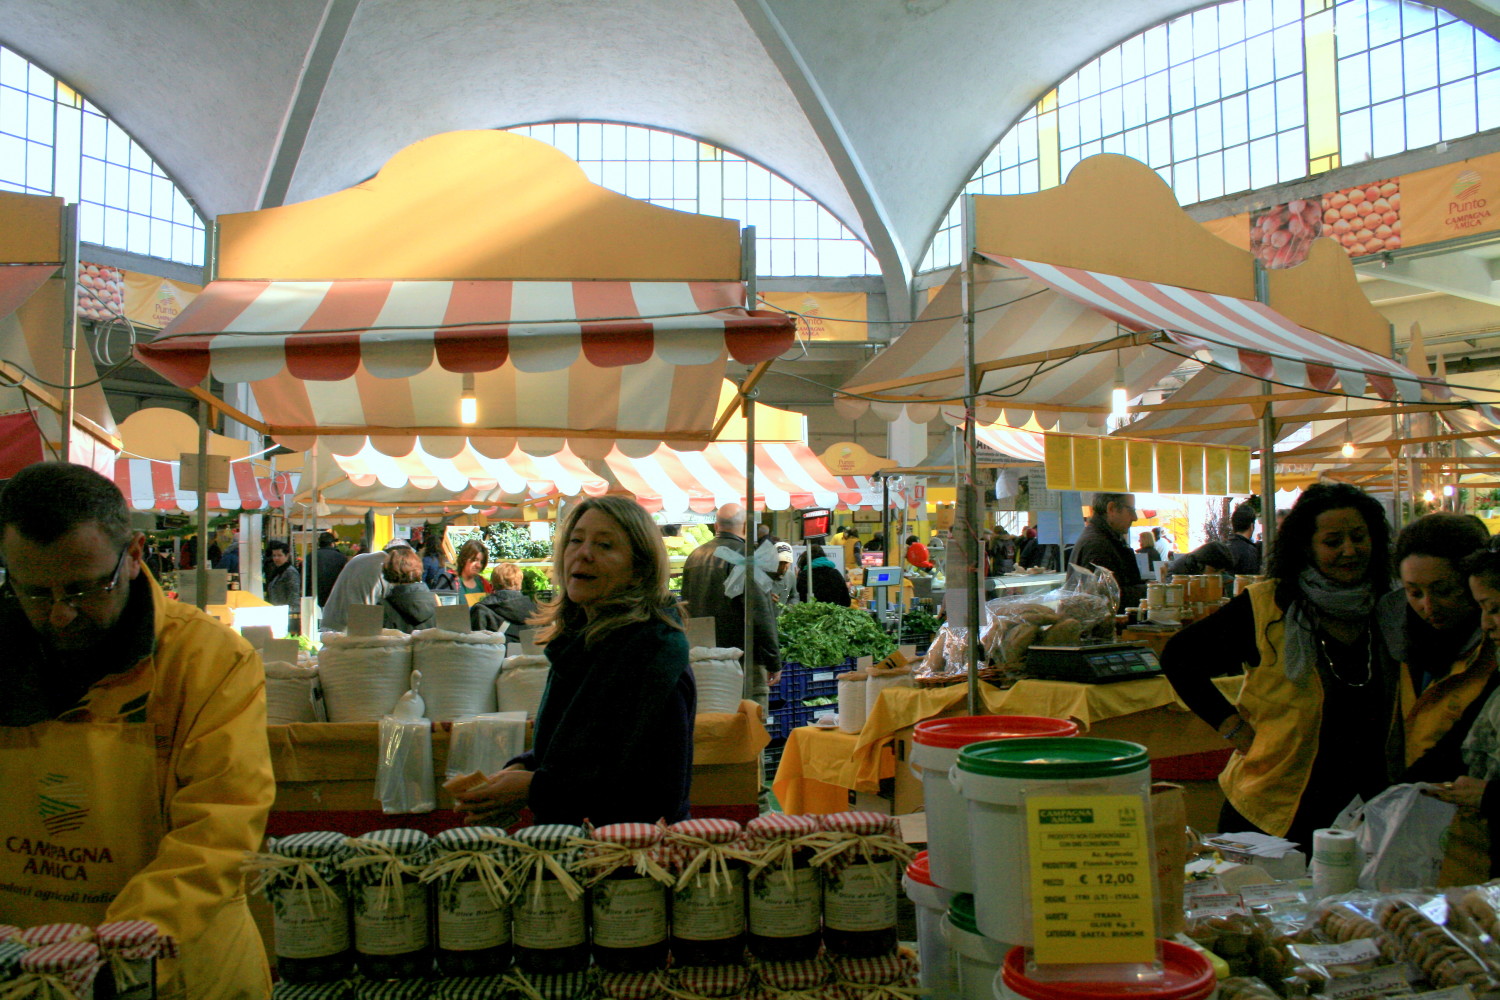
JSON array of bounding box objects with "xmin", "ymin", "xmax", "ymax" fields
[{"xmin": 905, "ymin": 534, "xmax": 934, "ymax": 571}]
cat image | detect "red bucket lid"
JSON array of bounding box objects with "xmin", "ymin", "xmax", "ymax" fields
[
  {"xmin": 1001, "ymin": 942, "xmax": 1215, "ymax": 1000},
  {"xmin": 914, "ymin": 715, "xmax": 1079, "ymax": 749},
  {"xmin": 905, "ymin": 850, "xmax": 935, "ymax": 886}
]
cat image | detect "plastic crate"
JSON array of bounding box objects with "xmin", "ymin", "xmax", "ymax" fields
[
  {"xmin": 764, "ymin": 736, "xmax": 789, "ymax": 774},
  {"xmin": 772, "ymin": 701, "xmax": 819, "ymax": 735}
]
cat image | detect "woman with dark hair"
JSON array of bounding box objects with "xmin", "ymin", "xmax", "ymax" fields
[
  {"xmin": 380, "ymin": 547, "xmax": 437, "ymax": 633},
  {"xmin": 796, "ymin": 543, "xmax": 853, "ymax": 606},
  {"xmin": 420, "ymin": 528, "xmax": 455, "ymax": 590},
  {"xmin": 453, "ymin": 495, "xmax": 695, "ymax": 828},
  {"xmin": 1162, "ymin": 482, "xmax": 1398, "ymax": 848},
  {"xmin": 454, "ymin": 538, "xmax": 492, "ymax": 596}
]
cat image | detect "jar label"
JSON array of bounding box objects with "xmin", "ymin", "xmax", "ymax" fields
[
  {"xmin": 437, "ymin": 880, "xmax": 510, "ymax": 951},
  {"xmin": 823, "ymin": 861, "xmax": 895, "ymax": 932},
  {"xmin": 592, "ymin": 877, "xmax": 667, "ymax": 948},
  {"xmin": 272, "ymin": 887, "xmax": 350, "ymax": 959},
  {"xmin": 513, "ymin": 881, "xmax": 586, "ymax": 950},
  {"xmin": 750, "ymin": 867, "xmax": 820, "ymax": 938},
  {"xmin": 354, "ymin": 883, "xmax": 428, "ymax": 955},
  {"xmin": 673, "ymin": 869, "xmax": 746, "ymax": 941}
]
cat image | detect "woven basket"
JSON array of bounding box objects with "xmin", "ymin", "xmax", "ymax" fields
[
  {"xmin": 410, "ymin": 629, "xmax": 506, "ymax": 721},
  {"xmin": 317, "ymin": 631, "xmax": 413, "ymax": 722},
  {"xmin": 690, "ymin": 646, "xmax": 744, "ymax": 715},
  {"xmin": 263, "ymin": 660, "xmax": 319, "ymax": 725}
]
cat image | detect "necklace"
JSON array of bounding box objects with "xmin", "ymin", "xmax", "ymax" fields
[{"xmin": 1316, "ymin": 632, "xmax": 1372, "ymax": 688}]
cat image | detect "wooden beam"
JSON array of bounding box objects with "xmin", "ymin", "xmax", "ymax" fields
[
  {"xmin": 187, "ymin": 385, "xmax": 269, "ymax": 434},
  {"xmin": 1271, "ymin": 426, "xmax": 1500, "ymax": 459},
  {"xmin": 1129, "ymin": 418, "xmax": 1267, "ymax": 437},
  {"xmin": 1128, "ymin": 390, "xmax": 1326, "ymax": 414},
  {"xmin": 0, "ymin": 360, "xmax": 123, "ymax": 451},
  {"xmin": 709, "ymin": 359, "xmax": 775, "ymax": 442},
  {"xmin": 263, "ymin": 424, "xmax": 711, "ymax": 441}
]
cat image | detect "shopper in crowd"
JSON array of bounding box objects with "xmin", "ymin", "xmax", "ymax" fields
[
  {"xmin": 1162, "ymin": 482, "xmax": 1397, "ymax": 848},
  {"xmin": 312, "ymin": 530, "xmax": 347, "ymax": 607},
  {"xmin": 380, "ymin": 546, "xmax": 437, "ymax": 633},
  {"xmin": 1072, "ymin": 492, "xmax": 1147, "ymax": 612},
  {"xmin": 421, "ymin": 528, "xmax": 456, "ymax": 590},
  {"xmin": 470, "ymin": 561, "xmax": 538, "ymax": 641},
  {"xmin": 453, "ymin": 495, "xmax": 694, "ymax": 828},
  {"xmin": 321, "ymin": 538, "xmax": 413, "ymax": 632},
  {"xmin": 1017, "ymin": 526, "xmax": 1039, "ymax": 569},
  {"xmin": 264, "ymin": 538, "xmax": 301, "ymax": 609},
  {"xmin": 0, "ymin": 462, "xmax": 273, "ymax": 996},
  {"xmin": 989, "ymin": 529, "xmax": 1017, "ymax": 573},
  {"xmin": 1152, "ymin": 526, "xmax": 1174, "ymax": 563},
  {"xmin": 1424, "ymin": 542, "xmax": 1500, "ymax": 877},
  {"xmin": 840, "ymin": 529, "xmax": 862, "ymax": 568},
  {"xmin": 455, "ymin": 538, "xmax": 492, "ymax": 597},
  {"xmin": 905, "ymin": 533, "xmax": 934, "ymax": 571},
  {"xmin": 681, "ymin": 503, "xmax": 781, "ymax": 703},
  {"xmin": 215, "ymin": 537, "xmax": 240, "ymax": 574},
  {"xmin": 769, "ymin": 540, "xmax": 797, "ymax": 604},
  {"xmin": 796, "ymin": 543, "xmax": 853, "ymax": 607},
  {"xmin": 1136, "ymin": 530, "xmax": 1161, "ymax": 573},
  {"xmin": 1228, "ymin": 503, "xmax": 1263, "ymax": 575},
  {"xmin": 1164, "ymin": 540, "xmax": 1233, "ymax": 581}
]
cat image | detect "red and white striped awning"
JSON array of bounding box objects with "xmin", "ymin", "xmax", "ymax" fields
[
  {"xmin": 133, "ymin": 279, "xmax": 796, "ymax": 458},
  {"xmin": 0, "ymin": 264, "xmax": 58, "ymax": 319},
  {"xmin": 972, "ymin": 422, "xmax": 1046, "ymax": 463},
  {"xmin": 113, "ymin": 457, "xmax": 295, "ymax": 512},
  {"xmin": 328, "ymin": 440, "xmax": 608, "ymax": 498},
  {"xmin": 605, "ymin": 443, "xmax": 864, "ymax": 514},
  {"xmin": 839, "ymin": 256, "xmax": 1427, "ymax": 429}
]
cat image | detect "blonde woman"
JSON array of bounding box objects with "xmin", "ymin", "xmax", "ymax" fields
[{"xmin": 453, "ymin": 496, "xmax": 695, "ymax": 827}]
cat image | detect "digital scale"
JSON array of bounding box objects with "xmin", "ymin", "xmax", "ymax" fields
[{"xmin": 1024, "ymin": 641, "xmax": 1163, "ymax": 683}]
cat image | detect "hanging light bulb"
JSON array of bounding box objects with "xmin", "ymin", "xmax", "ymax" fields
[
  {"xmin": 460, "ymin": 373, "xmax": 477, "ymax": 425},
  {"xmin": 1340, "ymin": 439, "xmax": 1355, "ymax": 459},
  {"xmin": 1424, "ymin": 489, "xmax": 1437, "ymax": 503},
  {"xmin": 1110, "ymin": 361, "xmax": 1128, "ymax": 421},
  {"xmin": 1443, "ymin": 484, "xmax": 1456, "ymax": 497}
]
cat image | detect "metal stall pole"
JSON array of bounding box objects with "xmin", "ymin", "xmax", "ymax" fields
[
  {"xmin": 59, "ymin": 204, "xmax": 80, "ymax": 460},
  {"xmin": 307, "ymin": 444, "xmax": 321, "ymax": 637},
  {"xmin": 194, "ymin": 378, "xmax": 211, "ymax": 610},
  {"xmin": 961, "ymin": 195, "xmax": 983, "ymax": 716},
  {"xmin": 1253, "ymin": 262, "xmax": 1277, "ymax": 559},
  {"xmin": 880, "ymin": 472, "xmax": 891, "ymax": 567},
  {"xmin": 743, "ymin": 392, "xmax": 757, "ymax": 686}
]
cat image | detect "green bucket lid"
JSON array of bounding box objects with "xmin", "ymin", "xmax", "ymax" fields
[
  {"xmin": 948, "ymin": 893, "xmax": 979, "ymax": 934},
  {"xmin": 956, "ymin": 736, "xmax": 1148, "ymax": 779}
]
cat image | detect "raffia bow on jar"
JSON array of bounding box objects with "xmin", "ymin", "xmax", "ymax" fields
[
  {"xmin": 665, "ymin": 819, "xmax": 758, "ymax": 894},
  {"xmin": 574, "ymin": 821, "xmax": 675, "ymax": 888},
  {"xmin": 501, "ymin": 967, "xmax": 593, "ymax": 1000},
  {"xmin": 753, "ymin": 956, "xmax": 835, "ymax": 998},
  {"xmin": 0, "ymin": 942, "xmax": 107, "ymax": 1000},
  {"xmin": 804, "ymin": 813, "xmax": 915, "ymax": 885},
  {"xmin": 420, "ymin": 826, "xmax": 514, "ymax": 910},
  {"xmin": 829, "ymin": 952, "xmax": 922, "ymax": 999},
  {"xmin": 496, "ymin": 825, "xmax": 586, "ymax": 904},
  {"xmin": 244, "ymin": 833, "xmax": 346, "ymax": 914},
  {"xmin": 661, "ymin": 963, "xmax": 754, "ymax": 1000},
  {"xmin": 744, "ymin": 813, "xmax": 823, "ymax": 891},
  {"xmin": 93, "ymin": 921, "xmax": 175, "ymax": 992},
  {"xmin": 338, "ymin": 829, "xmax": 433, "ymax": 917}
]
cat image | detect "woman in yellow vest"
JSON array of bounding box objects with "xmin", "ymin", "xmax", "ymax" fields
[{"xmin": 1163, "ymin": 483, "xmax": 1396, "ymax": 849}]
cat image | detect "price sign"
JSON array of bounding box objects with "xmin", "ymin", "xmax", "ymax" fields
[{"xmin": 1026, "ymin": 794, "xmax": 1157, "ymax": 965}]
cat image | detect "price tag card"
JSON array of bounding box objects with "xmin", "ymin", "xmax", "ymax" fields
[
  {"xmin": 1318, "ymin": 965, "xmax": 1416, "ymax": 999},
  {"xmin": 345, "ymin": 604, "xmax": 384, "ymax": 636},
  {"xmin": 239, "ymin": 626, "xmax": 273, "ymax": 650},
  {"xmin": 262, "ymin": 639, "xmax": 301, "ymax": 665},
  {"xmin": 1186, "ymin": 893, "xmax": 1248, "ymax": 918},
  {"xmin": 1291, "ymin": 939, "xmax": 1381, "ymax": 966},
  {"xmin": 1238, "ymin": 882, "xmax": 1307, "ymax": 907},
  {"xmin": 434, "ymin": 605, "xmax": 472, "ymax": 633},
  {"xmin": 1183, "ymin": 877, "xmax": 1225, "ymax": 899},
  {"xmin": 1026, "ymin": 794, "xmax": 1157, "ymax": 965}
]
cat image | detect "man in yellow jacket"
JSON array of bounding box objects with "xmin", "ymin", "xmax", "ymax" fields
[{"xmin": 0, "ymin": 462, "xmax": 273, "ymax": 999}]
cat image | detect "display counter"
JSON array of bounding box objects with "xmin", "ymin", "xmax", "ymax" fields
[{"xmin": 770, "ymin": 674, "xmax": 1240, "ymax": 830}]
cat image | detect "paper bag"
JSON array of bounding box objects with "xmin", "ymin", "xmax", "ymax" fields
[{"xmin": 1152, "ymin": 782, "xmax": 1187, "ymax": 935}]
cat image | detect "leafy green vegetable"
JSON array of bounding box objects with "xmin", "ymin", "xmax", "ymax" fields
[
  {"xmin": 900, "ymin": 607, "xmax": 941, "ymax": 635},
  {"xmin": 777, "ymin": 601, "xmax": 895, "ymax": 669},
  {"xmin": 521, "ymin": 565, "xmax": 552, "ymax": 597}
]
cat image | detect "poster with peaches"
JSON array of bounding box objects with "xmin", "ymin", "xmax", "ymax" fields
[{"xmin": 1250, "ymin": 179, "xmax": 1400, "ymax": 269}]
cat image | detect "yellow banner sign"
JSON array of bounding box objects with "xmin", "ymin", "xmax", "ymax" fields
[
  {"xmin": 818, "ymin": 441, "xmax": 896, "ymax": 476},
  {"xmin": 759, "ymin": 291, "xmax": 868, "ymax": 342},
  {"xmin": 1402, "ymin": 156, "xmax": 1498, "ymax": 247},
  {"xmin": 77, "ymin": 261, "xmax": 201, "ymax": 329}
]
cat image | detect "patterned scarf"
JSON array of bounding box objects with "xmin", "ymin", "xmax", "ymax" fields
[{"xmin": 1283, "ymin": 567, "xmax": 1375, "ymax": 686}]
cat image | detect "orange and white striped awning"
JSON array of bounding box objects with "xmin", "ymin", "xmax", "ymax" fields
[
  {"xmin": 605, "ymin": 443, "xmax": 865, "ymax": 513},
  {"xmin": 133, "ymin": 278, "xmax": 796, "ymax": 458},
  {"xmin": 113, "ymin": 457, "xmax": 295, "ymax": 512},
  {"xmin": 329, "ymin": 440, "xmax": 608, "ymax": 498}
]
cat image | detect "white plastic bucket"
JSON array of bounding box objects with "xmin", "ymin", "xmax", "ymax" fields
[
  {"xmin": 912, "ymin": 716, "xmax": 1079, "ymax": 893},
  {"xmin": 947, "ymin": 893, "xmax": 1013, "ymax": 1000},
  {"xmin": 952, "ymin": 737, "xmax": 1150, "ymax": 945},
  {"xmin": 904, "ymin": 852, "xmax": 958, "ymax": 999}
]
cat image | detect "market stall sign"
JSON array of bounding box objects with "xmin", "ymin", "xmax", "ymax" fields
[{"xmin": 1043, "ymin": 432, "xmax": 1251, "ymax": 497}]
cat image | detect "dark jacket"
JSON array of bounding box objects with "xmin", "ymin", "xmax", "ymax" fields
[
  {"xmin": 510, "ymin": 613, "xmax": 694, "ymax": 827},
  {"xmin": 422, "ymin": 554, "xmax": 455, "ymax": 591},
  {"xmin": 796, "ymin": 563, "xmax": 852, "ymax": 607},
  {"xmin": 312, "ymin": 546, "xmax": 347, "ymax": 607},
  {"xmin": 680, "ymin": 533, "xmax": 780, "ymax": 696},
  {"xmin": 381, "ymin": 581, "xmax": 436, "ymax": 633},
  {"xmin": 1227, "ymin": 533, "xmax": 1263, "ymax": 576},
  {"xmin": 470, "ymin": 589, "xmax": 538, "ymax": 642},
  {"xmin": 1071, "ymin": 520, "xmax": 1146, "ymax": 612}
]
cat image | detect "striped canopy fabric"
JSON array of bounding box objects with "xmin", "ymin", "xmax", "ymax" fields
[
  {"xmin": 604, "ymin": 442, "xmax": 865, "ymax": 513},
  {"xmin": 113, "ymin": 457, "xmax": 294, "ymax": 512},
  {"xmin": 133, "ymin": 279, "xmax": 797, "ymax": 458},
  {"xmin": 972, "ymin": 422, "xmax": 1046, "ymax": 462},
  {"xmin": 329, "ymin": 439, "xmax": 607, "ymax": 496}
]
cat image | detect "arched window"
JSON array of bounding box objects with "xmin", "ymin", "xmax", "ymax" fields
[
  {"xmin": 0, "ymin": 45, "xmax": 205, "ymax": 266},
  {"xmin": 921, "ymin": 0, "xmax": 1500, "ymax": 272},
  {"xmin": 508, "ymin": 122, "xmax": 879, "ymax": 278}
]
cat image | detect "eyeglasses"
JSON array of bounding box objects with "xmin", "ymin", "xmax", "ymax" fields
[{"xmin": 6, "ymin": 545, "xmax": 130, "ymax": 612}]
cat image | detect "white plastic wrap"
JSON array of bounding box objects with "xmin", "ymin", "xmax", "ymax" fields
[
  {"xmin": 410, "ymin": 628, "xmax": 506, "ymax": 721},
  {"xmin": 690, "ymin": 646, "xmax": 744, "ymax": 715},
  {"xmin": 496, "ymin": 653, "xmax": 551, "ymax": 719},
  {"xmin": 446, "ymin": 712, "xmax": 528, "ymax": 782},
  {"xmin": 837, "ymin": 674, "xmax": 868, "ymax": 734},
  {"xmin": 263, "ymin": 659, "xmax": 320, "ymax": 725},
  {"xmin": 317, "ymin": 631, "xmax": 413, "ymax": 722},
  {"xmin": 377, "ymin": 716, "xmax": 435, "ymax": 814}
]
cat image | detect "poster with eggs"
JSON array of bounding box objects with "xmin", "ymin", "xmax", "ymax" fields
[
  {"xmin": 75, "ymin": 262, "xmax": 125, "ymax": 321},
  {"xmin": 1250, "ymin": 179, "xmax": 1401, "ymax": 270}
]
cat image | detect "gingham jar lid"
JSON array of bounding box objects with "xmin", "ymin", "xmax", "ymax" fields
[
  {"xmin": 597, "ymin": 970, "xmax": 667, "ymax": 999},
  {"xmin": 433, "ymin": 825, "xmax": 510, "ymax": 853},
  {"xmin": 510, "ymin": 823, "xmax": 586, "ymax": 852},
  {"xmin": 745, "ymin": 814, "xmax": 820, "ymax": 840},
  {"xmin": 17, "ymin": 924, "xmax": 93, "ymax": 948},
  {"xmin": 354, "ymin": 978, "xmax": 432, "ymax": 999},
  {"xmin": 271, "ymin": 831, "xmax": 350, "ymax": 860},
  {"xmin": 272, "ymin": 982, "xmax": 354, "ymax": 1000},
  {"xmin": 432, "ymin": 975, "xmax": 511, "ymax": 999},
  {"xmin": 19, "ymin": 941, "xmax": 101, "ymax": 972},
  {"xmin": 829, "ymin": 952, "xmax": 917, "ymax": 985},
  {"xmin": 0, "ymin": 941, "xmax": 25, "ymax": 975},
  {"xmin": 675, "ymin": 964, "xmax": 753, "ymax": 997},
  {"xmin": 94, "ymin": 920, "xmax": 158, "ymax": 950},
  {"xmin": 0, "ymin": 926, "xmax": 19, "ymax": 942},
  {"xmin": 345, "ymin": 827, "xmax": 432, "ymax": 857},
  {"xmin": 518, "ymin": 969, "xmax": 594, "ymax": 1000},
  {"xmin": 819, "ymin": 811, "xmax": 898, "ymax": 837},
  {"xmin": 667, "ymin": 818, "xmax": 743, "ymax": 844},
  {"xmin": 756, "ymin": 957, "xmax": 830, "ymax": 990},
  {"xmin": 593, "ymin": 822, "xmax": 664, "ymax": 848}
]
